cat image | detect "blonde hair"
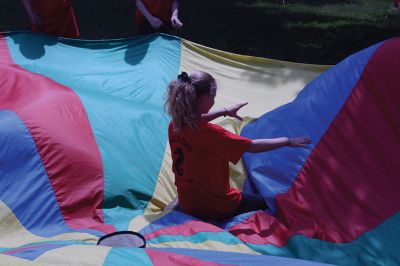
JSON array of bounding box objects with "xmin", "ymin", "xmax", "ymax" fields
[{"xmin": 165, "ymin": 71, "xmax": 215, "ymax": 132}]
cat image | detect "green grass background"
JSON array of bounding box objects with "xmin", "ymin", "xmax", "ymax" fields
[{"xmin": 1, "ymin": 0, "xmax": 399, "ymax": 64}]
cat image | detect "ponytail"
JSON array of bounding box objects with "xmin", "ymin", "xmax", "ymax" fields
[{"xmin": 165, "ymin": 71, "xmax": 215, "ymax": 132}]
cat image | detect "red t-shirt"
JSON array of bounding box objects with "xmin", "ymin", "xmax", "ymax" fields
[
  {"xmin": 32, "ymin": 0, "xmax": 79, "ymax": 38},
  {"xmin": 135, "ymin": 0, "xmax": 173, "ymax": 28},
  {"xmin": 168, "ymin": 121, "xmax": 252, "ymax": 219}
]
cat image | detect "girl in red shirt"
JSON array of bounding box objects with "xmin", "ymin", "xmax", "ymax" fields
[
  {"xmin": 135, "ymin": 0, "xmax": 183, "ymax": 35},
  {"xmin": 22, "ymin": 0, "xmax": 79, "ymax": 38},
  {"xmin": 165, "ymin": 71, "xmax": 311, "ymax": 220}
]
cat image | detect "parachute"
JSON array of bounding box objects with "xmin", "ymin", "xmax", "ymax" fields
[{"xmin": 0, "ymin": 31, "xmax": 399, "ymax": 265}]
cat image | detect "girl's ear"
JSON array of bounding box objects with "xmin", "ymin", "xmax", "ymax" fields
[
  {"xmin": 196, "ymin": 95, "xmax": 202, "ymax": 106},
  {"xmin": 200, "ymin": 94, "xmax": 209, "ymax": 104},
  {"xmin": 196, "ymin": 94, "xmax": 205, "ymax": 111}
]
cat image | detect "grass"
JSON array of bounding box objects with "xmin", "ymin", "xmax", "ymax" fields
[{"xmin": 1, "ymin": 0, "xmax": 399, "ymax": 64}]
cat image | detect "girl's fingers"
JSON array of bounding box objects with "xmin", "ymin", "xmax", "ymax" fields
[
  {"xmin": 235, "ymin": 114, "xmax": 243, "ymax": 121},
  {"xmin": 239, "ymin": 102, "xmax": 248, "ymax": 109}
]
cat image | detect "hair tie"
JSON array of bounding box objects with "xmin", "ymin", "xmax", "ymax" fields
[{"xmin": 177, "ymin": 72, "xmax": 191, "ymax": 83}]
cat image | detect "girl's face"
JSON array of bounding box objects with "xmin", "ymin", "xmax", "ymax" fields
[{"xmin": 198, "ymin": 81, "xmax": 217, "ymax": 114}]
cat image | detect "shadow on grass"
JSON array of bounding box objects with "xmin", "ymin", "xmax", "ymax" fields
[
  {"xmin": 176, "ymin": 0, "xmax": 399, "ymax": 64},
  {"xmin": 71, "ymin": 0, "xmax": 137, "ymax": 39}
]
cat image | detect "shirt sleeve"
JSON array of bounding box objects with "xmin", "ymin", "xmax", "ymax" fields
[{"xmin": 197, "ymin": 122, "xmax": 252, "ymax": 164}]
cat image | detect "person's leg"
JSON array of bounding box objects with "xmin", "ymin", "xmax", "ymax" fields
[{"xmin": 235, "ymin": 193, "xmax": 268, "ymax": 216}]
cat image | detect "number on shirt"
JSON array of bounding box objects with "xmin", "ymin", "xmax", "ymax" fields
[{"xmin": 173, "ymin": 148, "xmax": 184, "ymax": 176}]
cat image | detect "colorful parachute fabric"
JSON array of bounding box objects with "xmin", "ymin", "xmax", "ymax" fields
[{"xmin": 0, "ymin": 31, "xmax": 399, "ymax": 265}]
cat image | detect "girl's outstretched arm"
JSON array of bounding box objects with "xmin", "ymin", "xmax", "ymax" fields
[
  {"xmin": 201, "ymin": 102, "xmax": 248, "ymax": 122},
  {"xmin": 247, "ymin": 137, "xmax": 311, "ymax": 153}
]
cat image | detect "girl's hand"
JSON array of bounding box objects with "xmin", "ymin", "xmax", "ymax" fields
[
  {"xmin": 288, "ymin": 137, "xmax": 312, "ymax": 147},
  {"xmin": 171, "ymin": 16, "xmax": 183, "ymax": 29},
  {"xmin": 149, "ymin": 16, "xmax": 163, "ymax": 29},
  {"xmin": 31, "ymin": 13, "xmax": 43, "ymax": 28},
  {"xmin": 226, "ymin": 102, "xmax": 248, "ymax": 120}
]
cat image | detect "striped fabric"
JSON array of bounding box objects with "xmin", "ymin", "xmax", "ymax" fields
[{"xmin": 0, "ymin": 31, "xmax": 398, "ymax": 265}]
